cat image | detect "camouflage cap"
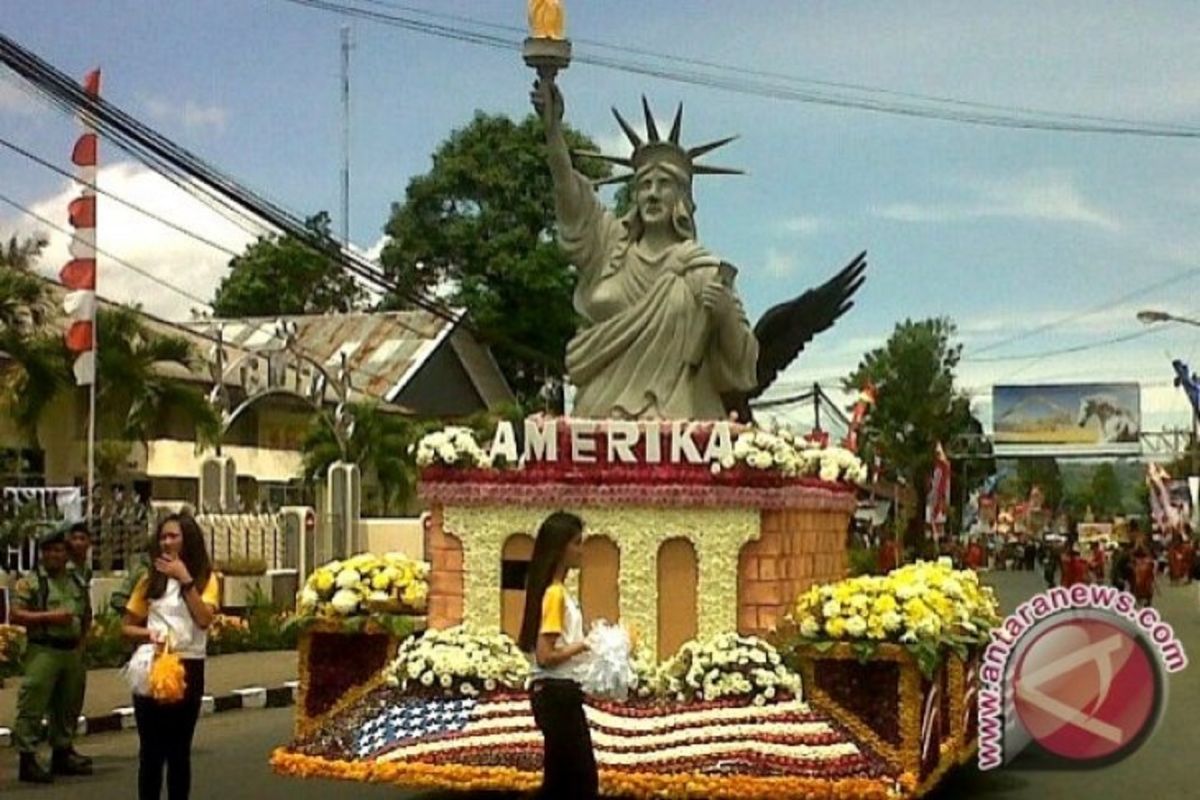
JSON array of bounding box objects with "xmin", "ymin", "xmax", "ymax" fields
[{"xmin": 37, "ymin": 521, "xmax": 73, "ymax": 548}]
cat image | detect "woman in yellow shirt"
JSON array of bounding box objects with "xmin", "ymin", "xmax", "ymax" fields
[
  {"xmin": 121, "ymin": 514, "xmax": 218, "ymax": 800},
  {"xmin": 518, "ymin": 511, "xmax": 597, "ymax": 799}
]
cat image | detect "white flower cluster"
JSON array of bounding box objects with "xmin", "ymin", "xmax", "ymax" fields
[
  {"xmin": 727, "ymin": 428, "xmax": 869, "ymax": 484},
  {"xmin": 296, "ymin": 553, "xmax": 429, "ymax": 617},
  {"xmin": 646, "ymin": 633, "xmax": 802, "ymax": 706},
  {"xmin": 385, "ymin": 626, "xmax": 531, "ymax": 698},
  {"xmin": 414, "ymin": 426, "xmax": 493, "ymax": 469}
]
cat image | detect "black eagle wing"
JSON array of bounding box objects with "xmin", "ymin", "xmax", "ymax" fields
[{"xmin": 751, "ymin": 250, "xmax": 867, "ymax": 399}]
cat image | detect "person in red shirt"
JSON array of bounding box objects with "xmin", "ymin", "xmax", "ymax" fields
[
  {"xmin": 964, "ymin": 538, "xmax": 986, "ymax": 571},
  {"xmin": 1060, "ymin": 539, "xmax": 1090, "ymax": 588},
  {"xmin": 1131, "ymin": 544, "xmax": 1157, "ymax": 607},
  {"xmin": 1088, "ymin": 541, "xmax": 1107, "ymax": 583},
  {"xmin": 877, "ymin": 535, "xmax": 899, "ymax": 574}
]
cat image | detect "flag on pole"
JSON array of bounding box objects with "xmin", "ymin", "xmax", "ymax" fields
[
  {"xmin": 61, "ymin": 68, "xmax": 100, "ymax": 386},
  {"xmin": 926, "ymin": 441, "xmax": 951, "ymax": 539}
]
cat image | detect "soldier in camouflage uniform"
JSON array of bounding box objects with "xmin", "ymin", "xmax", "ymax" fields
[{"xmin": 9, "ymin": 527, "xmax": 93, "ymax": 783}]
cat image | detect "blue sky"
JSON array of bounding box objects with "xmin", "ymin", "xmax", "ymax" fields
[{"xmin": 3, "ymin": 1, "xmax": 1200, "ymax": 432}]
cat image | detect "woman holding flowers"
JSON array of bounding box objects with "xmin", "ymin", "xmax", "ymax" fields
[
  {"xmin": 122, "ymin": 514, "xmax": 218, "ymax": 800},
  {"xmin": 518, "ymin": 511, "xmax": 597, "ymax": 799}
]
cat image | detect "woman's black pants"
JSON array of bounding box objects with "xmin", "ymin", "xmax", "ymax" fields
[
  {"xmin": 530, "ymin": 678, "xmax": 598, "ymax": 799},
  {"xmin": 133, "ymin": 658, "xmax": 205, "ymax": 800}
]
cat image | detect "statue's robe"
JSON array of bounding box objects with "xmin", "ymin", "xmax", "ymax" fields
[{"xmin": 557, "ymin": 170, "xmax": 758, "ymax": 419}]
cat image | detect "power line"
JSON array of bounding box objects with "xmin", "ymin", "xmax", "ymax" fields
[
  {"xmin": 278, "ymin": 0, "xmax": 1200, "ymax": 139},
  {"xmin": 0, "ymin": 135, "xmax": 244, "ymax": 258},
  {"xmin": 0, "ymin": 31, "xmax": 569, "ymax": 374},
  {"xmin": 0, "ymin": 188, "xmax": 212, "ymax": 307},
  {"xmin": 354, "ymin": 0, "xmax": 1200, "ymax": 136}
]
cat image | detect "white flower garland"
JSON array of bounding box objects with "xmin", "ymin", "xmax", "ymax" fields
[{"xmin": 649, "ymin": 632, "xmax": 803, "ymax": 705}]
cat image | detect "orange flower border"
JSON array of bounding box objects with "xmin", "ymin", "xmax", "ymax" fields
[{"xmin": 270, "ymin": 748, "xmax": 907, "ymax": 799}]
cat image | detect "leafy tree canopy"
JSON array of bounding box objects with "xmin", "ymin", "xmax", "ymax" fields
[
  {"xmin": 846, "ymin": 318, "xmax": 980, "ymax": 543},
  {"xmin": 379, "ymin": 111, "xmax": 610, "ymax": 405},
  {"xmin": 212, "ymin": 212, "xmax": 364, "ymax": 317}
]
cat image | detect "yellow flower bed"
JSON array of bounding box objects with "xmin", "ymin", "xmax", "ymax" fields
[
  {"xmin": 790, "ymin": 559, "xmax": 999, "ymax": 674},
  {"xmin": 297, "ymin": 552, "xmax": 429, "ymax": 617}
]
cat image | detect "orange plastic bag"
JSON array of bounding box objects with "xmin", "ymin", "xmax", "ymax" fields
[{"xmin": 149, "ymin": 643, "xmax": 187, "ymax": 704}]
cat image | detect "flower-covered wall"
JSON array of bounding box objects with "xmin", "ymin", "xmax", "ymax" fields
[{"xmin": 439, "ymin": 504, "xmax": 760, "ymax": 661}]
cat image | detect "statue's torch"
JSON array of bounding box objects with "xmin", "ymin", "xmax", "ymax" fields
[{"xmin": 523, "ymin": 0, "xmax": 572, "ymax": 82}]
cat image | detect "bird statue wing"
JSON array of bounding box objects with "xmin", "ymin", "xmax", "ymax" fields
[{"xmin": 723, "ymin": 251, "xmax": 866, "ymax": 422}]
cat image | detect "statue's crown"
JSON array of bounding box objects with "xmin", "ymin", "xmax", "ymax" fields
[{"xmin": 575, "ymin": 96, "xmax": 741, "ymax": 186}]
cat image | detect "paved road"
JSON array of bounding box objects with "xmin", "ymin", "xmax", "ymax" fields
[{"xmin": 2, "ymin": 570, "xmax": 1195, "ymax": 798}]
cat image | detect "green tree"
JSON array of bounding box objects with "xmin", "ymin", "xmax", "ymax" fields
[
  {"xmin": 1014, "ymin": 457, "xmax": 1064, "ymax": 512},
  {"xmin": 212, "ymin": 212, "xmax": 365, "ymax": 317},
  {"xmin": 300, "ymin": 403, "xmax": 425, "ymax": 516},
  {"xmin": 379, "ymin": 112, "xmax": 610, "ymax": 405},
  {"xmin": 94, "ymin": 305, "xmax": 220, "ymax": 446},
  {"xmin": 847, "ymin": 318, "xmax": 978, "ymax": 547},
  {"xmin": 0, "ymin": 233, "xmax": 67, "ymax": 440},
  {"xmin": 1088, "ymin": 462, "xmax": 1124, "ymax": 518}
]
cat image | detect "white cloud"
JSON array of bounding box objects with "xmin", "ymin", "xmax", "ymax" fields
[
  {"xmin": 142, "ymin": 95, "xmax": 228, "ymax": 134},
  {"xmin": 0, "ymin": 74, "xmax": 43, "ymax": 117},
  {"xmin": 764, "ymin": 247, "xmax": 797, "ymax": 278},
  {"xmin": 781, "ymin": 215, "xmax": 824, "ymax": 236},
  {"xmin": 876, "ymin": 170, "xmax": 1119, "ymax": 231},
  {"xmin": 0, "ymin": 161, "xmax": 255, "ymax": 319}
]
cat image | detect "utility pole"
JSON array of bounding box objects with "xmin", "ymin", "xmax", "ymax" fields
[{"xmin": 340, "ymin": 25, "xmax": 352, "ymax": 244}]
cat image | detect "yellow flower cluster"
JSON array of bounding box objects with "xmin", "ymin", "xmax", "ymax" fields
[
  {"xmin": 792, "ymin": 558, "xmax": 1000, "ymax": 648},
  {"xmin": 298, "ymin": 552, "xmax": 429, "ymax": 617},
  {"xmin": 0, "ymin": 624, "xmax": 27, "ymax": 675}
]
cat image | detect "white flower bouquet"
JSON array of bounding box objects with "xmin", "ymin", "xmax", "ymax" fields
[
  {"xmin": 296, "ymin": 552, "xmax": 429, "ymax": 618},
  {"xmin": 414, "ymin": 426, "xmax": 493, "ymax": 469},
  {"xmin": 386, "ymin": 626, "xmax": 531, "ymax": 698},
  {"xmin": 728, "ymin": 427, "xmax": 869, "ymax": 484},
  {"xmin": 648, "ymin": 633, "xmax": 802, "ymax": 706}
]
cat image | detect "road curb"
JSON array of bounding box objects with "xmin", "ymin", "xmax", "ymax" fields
[{"xmin": 0, "ymin": 680, "xmax": 298, "ymax": 744}]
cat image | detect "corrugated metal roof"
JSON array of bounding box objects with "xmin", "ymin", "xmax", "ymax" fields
[{"xmin": 201, "ymin": 310, "xmax": 456, "ymax": 400}]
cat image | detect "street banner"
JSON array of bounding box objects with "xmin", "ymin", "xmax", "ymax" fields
[{"xmin": 993, "ymin": 383, "xmax": 1140, "ymax": 456}]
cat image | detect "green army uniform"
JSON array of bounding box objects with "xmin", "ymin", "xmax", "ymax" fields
[
  {"xmin": 66, "ymin": 557, "xmax": 94, "ymax": 747},
  {"xmin": 11, "ymin": 563, "xmax": 88, "ymax": 756}
]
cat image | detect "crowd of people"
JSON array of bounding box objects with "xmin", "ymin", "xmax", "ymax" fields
[{"xmin": 8, "ymin": 513, "xmax": 218, "ymax": 799}]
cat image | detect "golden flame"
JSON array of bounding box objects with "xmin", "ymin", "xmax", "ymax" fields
[{"xmin": 528, "ymin": 0, "xmax": 565, "ymax": 40}]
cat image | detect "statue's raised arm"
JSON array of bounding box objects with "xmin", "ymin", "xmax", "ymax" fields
[{"xmin": 531, "ymin": 86, "xmax": 759, "ymax": 420}]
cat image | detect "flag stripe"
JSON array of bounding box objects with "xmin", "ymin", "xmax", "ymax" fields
[
  {"xmin": 379, "ymin": 731, "xmax": 860, "ymax": 766},
  {"xmin": 68, "ymin": 195, "xmax": 96, "ymax": 228},
  {"xmin": 60, "ymin": 259, "xmax": 97, "ymax": 291},
  {"xmin": 65, "ymin": 321, "xmax": 94, "ymax": 353},
  {"xmin": 72, "ymin": 133, "xmax": 98, "ymax": 167}
]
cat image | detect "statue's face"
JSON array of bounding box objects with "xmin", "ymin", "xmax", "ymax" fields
[{"xmin": 635, "ymin": 166, "xmax": 681, "ymax": 228}]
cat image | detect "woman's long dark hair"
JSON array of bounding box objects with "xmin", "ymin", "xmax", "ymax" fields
[
  {"xmin": 147, "ymin": 513, "xmax": 213, "ymax": 600},
  {"xmin": 518, "ymin": 511, "xmax": 584, "ymax": 653}
]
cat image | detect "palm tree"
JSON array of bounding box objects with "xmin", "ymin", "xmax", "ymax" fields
[
  {"xmin": 93, "ymin": 305, "xmax": 220, "ymax": 445},
  {"xmin": 300, "ymin": 402, "xmax": 425, "ymax": 516},
  {"xmin": 0, "ymin": 233, "xmax": 64, "ymax": 440}
]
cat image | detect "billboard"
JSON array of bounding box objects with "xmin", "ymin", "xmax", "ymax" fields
[{"xmin": 992, "ymin": 383, "xmax": 1141, "ymax": 455}]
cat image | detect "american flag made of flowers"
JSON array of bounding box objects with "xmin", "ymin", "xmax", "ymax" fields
[{"xmin": 355, "ymin": 693, "xmax": 881, "ymax": 778}]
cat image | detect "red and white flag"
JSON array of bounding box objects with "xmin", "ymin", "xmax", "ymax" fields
[
  {"xmin": 926, "ymin": 441, "xmax": 951, "ymax": 538},
  {"xmin": 61, "ymin": 68, "xmax": 100, "ymax": 386}
]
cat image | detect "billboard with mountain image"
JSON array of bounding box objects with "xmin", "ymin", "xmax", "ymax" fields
[{"xmin": 992, "ymin": 383, "xmax": 1141, "ymax": 454}]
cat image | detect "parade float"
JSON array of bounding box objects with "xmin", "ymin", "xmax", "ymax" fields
[{"xmin": 270, "ymin": 3, "xmax": 992, "ymax": 795}]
